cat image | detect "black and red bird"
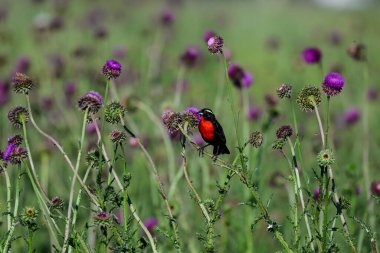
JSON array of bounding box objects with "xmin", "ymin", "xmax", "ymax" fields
[{"xmin": 197, "ymin": 108, "xmax": 230, "ymax": 156}]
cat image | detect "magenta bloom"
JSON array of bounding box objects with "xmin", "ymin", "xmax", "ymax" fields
[
  {"xmin": 367, "ymin": 87, "xmax": 378, "ymax": 101},
  {"xmin": 2, "ymin": 143, "xmax": 15, "ymax": 161},
  {"xmin": 180, "ymin": 47, "xmax": 201, "ymax": 68},
  {"xmin": 344, "ymin": 107, "xmax": 360, "ymax": 125},
  {"xmin": 203, "ymin": 30, "xmax": 216, "ymax": 42},
  {"xmin": 102, "ymin": 59, "xmax": 122, "ymax": 79},
  {"xmin": 322, "ymin": 72, "xmax": 345, "ymax": 96},
  {"xmin": 302, "ymin": 47, "xmax": 322, "ymax": 64},
  {"xmin": 227, "ymin": 63, "xmax": 253, "ymax": 89},
  {"xmin": 185, "ymin": 106, "xmax": 200, "ymax": 121},
  {"xmin": 371, "ymin": 181, "xmax": 380, "ymax": 196},
  {"xmin": 161, "ymin": 9, "xmax": 174, "ymax": 25},
  {"xmin": 313, "ymin": 187, "xmax": 321, "ymax": 201},
  {"xmin": 143, "ymin": 217, "xmax": 158, "ymax": 234},
  {"xmin": 247, "ymin": 105, "xmax": 261, "ymax": 121}
]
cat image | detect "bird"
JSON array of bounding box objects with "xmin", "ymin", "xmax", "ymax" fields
[{"xmin": 197, "ymin": 108, "xmax": 230, "ymax": 157}]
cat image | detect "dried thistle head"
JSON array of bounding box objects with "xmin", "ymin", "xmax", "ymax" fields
[
  {"xmin": 8, "ymin": 106, "xmax": 29, "ymax": 127},
  {"xmin": 276, "ymin": 84, "xmax": 292, "ymax": 99},
  {"xmin": 296, "ymin": 86, "xmax": 321, "ymax": 112},
  {"xmin": 248, "ymin": 131, "xmax": 263, "ymax": 148},
  {"xmin": 105, "ymin": 102, "xmax": 126, "ymax": 124},
  {"xmin": 12, "ymin": 72, "xmax": 34, "ymax": 94},
  {"xmin": 78, "ymin": 91, "xmax": 103, "ymax": 114},
  {"xmin": 276, "ymin": 125, "xmax": 293, "ymax": 139},
  {"xmin": 162, "ymin": 110, "xmax": 182, "ymax": 133}
]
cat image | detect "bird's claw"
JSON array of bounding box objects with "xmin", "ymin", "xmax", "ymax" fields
[{"xmin": 198, "ymin": 146, "xmax": 205, "ymax": 157}]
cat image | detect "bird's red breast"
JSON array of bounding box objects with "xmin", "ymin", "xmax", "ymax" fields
[{"xmin": 199, "ymin": 116, "xmax": 215, "ymax": 140}]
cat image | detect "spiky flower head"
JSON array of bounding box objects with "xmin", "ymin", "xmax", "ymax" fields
[
  {"xmin": 102, "ymin": 59, "xmax": 122, "ymax": 79},
  {"xmin": 78, "ymin": 91, "xmax": 103, "ymax": 114},
  {"xmin": 296, "ymin": 86, "xmax": 322, "ymax": 112},
  {"xmin": 248, "ymin": 131, "xmax": 263, "ymax": 148},
  {"xmin": 207, "ymin": 35, "xmax": 224, "ymax": 54},
  {"xmin": 272, "ymin": 139, "xmax": 286, "ymax": 150},
  {"xmin": 183, "ymin": 107, "xmax": 200, "ymax": 128},
  {"xmin": 12, "ymin": 72, "xmax": 34, "ymax": 94},
  {"xmin": 276, "ymin": 125, "xmax": 293, "ymax": 139},
  {"xmin": 302, "ymin": 47, "xmax": 322, "ymax": 64},
  {"xmin": 162, "ymin": 110, "xmax": 182, "ymax": 134},
  {"xmin": 347, "ymin": 42, "xmax": 366, "ymax": 61},
  {"xmin": 20, "ymin": 207, "xmax": 39, "ymax": 227},
  {"xmin": 50, "ymin": 196, "xmax": 63, "ymax": 209},
  {"xmin": 203, "ymin": 30, "xmax": 216, "ymax": 42},
  {"xmin": 227, "ymin": 63, "xmax": 253, "ymax": 89},
  {"xmin": 276, "ymin": 84, "xmax": 292, "ymax": 99},
  {"xmin": 86, "ymin": 149, "xmax": 105, "ymax": 168},
  {"xmin": 8, "ymin": 106, "xmax": 29, "ymax": 127},
  {"xmin": 8, "ymin": 146, "xmax": 28, "ymax": 164},
  {"xmin": 110, "ymin": 130, "xmax": 127, "ymax": 145},
  {"xmin": 105, "ymin": 102, "xmax": 126, "ymax": 124},
  {"xmin": 371, "ymin": 181, "xmax": 380, "ymax": 196},
  {"xmin": 8, "ymin": 135, "xmax": 23, "ymax": 146},
  {"xmin": 317, "ymin": 149, "xmax": 335, "ymax": 167},
  {"xmin": 322, "ymin": 72, "xmax": 345, "ymax": 96},
  {"xmin": 95, "ymin": 211, "xmax": 112, "ymax": 226}
]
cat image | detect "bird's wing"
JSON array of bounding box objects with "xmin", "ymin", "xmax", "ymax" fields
[{"xmin": 213, "ymin": 119, "xmax": 227, "ymax": 144}]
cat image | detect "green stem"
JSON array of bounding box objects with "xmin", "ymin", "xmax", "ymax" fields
[
  {"xmin": 287, "ymin": 137, "xmax": 314, "ymax": 251},
  {"xmin": 4, "ymin": 170, "xmax": 11, "ymax": 231},
  {"xmin": 22, "ymin": 119, "xmax": 61, "ymax": 248},
  {"xmin": 322, "ymin": 166, "xmax": 330, "ymax": 252},
  {"xmin": 63, "ymin": 108, "xmax": 89, "ymax": 253},
  {"xmin": 28, "ymin": 229, "xmax": 34, "ymax": 253},
  {"xmin": 120, "ymin": 144, "xmax": 129, "ymax": 233},
  {"xmin": 99, "ymin": 79, "xmax": 110, "ymax": 178},
  {"xmin": 324, "ymin": 96, "xmax": 330, "ymax": 149}
]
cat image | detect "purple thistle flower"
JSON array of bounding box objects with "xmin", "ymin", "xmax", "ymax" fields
[
  {"xmin": 367, "ymin": 87, "xmax": 378, "ymax": 101},
  {"xmin": 203, "ymin": 30, "xmax": 216, "ymax": 42},
  {"xmin": 180, "ymin": 47, "xmax": 201, "ymax": 68},
  {"xmin": 78, "ymin": 91, "xmax": 103, "ymax": 113},
  {"xmin": 313, "ymin": 187, "xmax": 321, "ymax": 201},
  {"xmin": 371, "ymin": 181, "xmax": 380, "ymax": 196},
  {"xmin": 102, "ymin": 59, "xmax": 122, "ymax": 80},
  {"xmin": 96, "ymin": 211, "xmax": 110, "ymax": 220},
  {"xmin": 322, "ymin": 72, "xmax": 345, "ymax": 96},
  {"xmin": 2, "ymin": 143, "xmax": 15, "ymax": 161},
  {"xmin": 302, "ymin": 47, "xmax": 322, "ymax": 64},
  {"xmin": 8, "ymin": 135, "xmax": 23, "ymax": 146},
  {"xmin": 207, "ymin": 36, "xmax": 224, "ymax": 54},
  {"xmin": 247, "ymin": 105, "xmax": 261, "ymax": 121},
  {"xmin": 344, "ymin": 107, "xmax": 360, "ymax": 125},
  {"xmin": 161, "ymin": 9, "xmax": 175, "ymax": 25},
  {"xmin": 227, "ymin": 63, "xmax": 253, "ymax": 89},
  {"xmin": 143, "ymin": 217, "xmax": 158, "ymax": 235},
  {"xmin": 185, "ymin": 106, "xmax": 200, "ymax": 121}
]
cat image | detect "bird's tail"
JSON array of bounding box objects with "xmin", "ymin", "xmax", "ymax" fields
[{"xmin": 213, "ymin": 144, "xmax": 230, "ymax": 155}]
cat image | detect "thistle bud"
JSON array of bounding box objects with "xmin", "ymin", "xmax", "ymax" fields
[
  {"xmin": 317, "ymin": 149, "xmax": 335, "ymax": 167},
  {"xmin": 276, "ymin": 84, "xmax": 292, "ymax": 99},
  {"xmin": 104, "ymin": 102, "xmax": 126, "ymax": 124},
  {"xmin": 12, "ymin": 73, "xmax": 34, "ymax": 94},
  {"xmin": 296, "ymin": 86, "xmax": 322, "ymax": 112},
  {"xmin": 276, "ymin": 125, "xmax": 293, "ymax": 139}
]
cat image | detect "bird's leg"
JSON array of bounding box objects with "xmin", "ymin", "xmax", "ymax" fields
[
  {"xmin": 198, "ymin": 144, "xmax": 210, "ymax": 157},
  {"xmin": 212, "ymin": 145, "xmax": 219, "ymax": 161}
]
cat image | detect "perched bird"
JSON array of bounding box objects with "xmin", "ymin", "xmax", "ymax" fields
[{"xmin": 197, "ymin": 108, "xmax": 230, "ymax": 156}]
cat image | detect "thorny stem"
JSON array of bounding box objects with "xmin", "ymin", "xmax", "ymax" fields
[
  {"xmin": 119, "ymin": 116, "xmax": 182, "ymax": 252},
  {"xmin": 324, "ymin": 96, "xmax": 330, "ymax": 149},
  {"xmin": 180, "ymin": 128, "xmax": 293, "ymax": 253},
  {"xmin": 3, "ymin": 165, "xmax": 22, "ymax": 252},
  {"xmin": 62, "ymin": 108, "xmax": 88, "ymax": 253},
  {"xmin": 25, "ymin": 95, "xmax": 99, "ymax": 207},
  {"xmin": 287, "ymin": 137, "xmax": 314, "ymax": 251},
  {"xmin": 21, "ymin": 118, "xmax": 61, "ymax": 248},
  {"xmin": 322, "ymin": 166, "xmax": 330, "ymax": 253},
  {"xmin": 91, "ymin": 116, "xmax": 158, "ymax": 253},
  {"xmin": 179, "ymin": 125, "xmax": 211, "ymax": 223}
]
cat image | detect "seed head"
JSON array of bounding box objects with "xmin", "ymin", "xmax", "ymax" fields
[
  {"xmin": 322, "ymin": 72, "xmax": 345, "ymax": 96},
  {"xmin": 8, "ymin": 146, "xmax": 28, "ymax": 164},
  {"xmin": 78, "ymin": 91, "xmax": 103, "ymax": 114},
  {"xmin": 102, "ymin": 59, "xmax": 122, "ymax": 79},
  {"xmin": 8, "ymin": 135, "xmax": 23, "ymax": 146},
  {"xmin": 272, "ymin": 139, "xmax": 286, "ymax": 150},
  {"xmin": 302, "ymin": 47, "xmax": 322, "ymax": 64},
  {"xmin": 12, "ymin": 73, "xmax": 34, "ymax": 94},
  {"xmin": 95, "ymin": 211, "xmax": 112, "ymax": 226},
  {"xmin": 104, "ymin": 102, "xmax": 126, "ymax": 124},
  {"xmin": 227, "ymin": 63, "xmax": 253, "ymax": 89},
  {"xmin": 248, "ymin": 131, "xmax": 263, "ymax": 148},
  {"xmin": 207, "ymin": 36, "xmax": 224, "ymax": 54},
  {"xmin": 50, "ymin": 196, "xmax": 63, "ymax": 209},
  {"xmin": 347, "ymin": 42, "xmax": 366, "ymax": 61},
  {"xmin": 110, "ymin": 130, "xmax": 127, "ymax": 145},
  {"xmin": 296, "ymin": 86, "xmax": 322, "ymax": 112},
  {"xmin": 276, "ymin": 84, "xmax": 292, "ymax": 99},
  {"xmin": 162, "ymin": 110, "xmax": 182, "ymax": 134},
  {"xmin": 8, "ymin": 106, "xmax": 29, "ymax": 127},
  {"xmin": 317, "ymin": 149, "xmax": 335, "ymax": 167},
  {"xmin": 276, "ymin": 125, "xmax": 293, "ymax": 139}
]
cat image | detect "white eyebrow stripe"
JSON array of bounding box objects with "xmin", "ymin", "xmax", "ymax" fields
[{"xmin": 204, "ymin": 109, "xmax": 213, "ymax": 114}]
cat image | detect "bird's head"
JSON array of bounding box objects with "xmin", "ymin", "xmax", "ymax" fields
[{"xmin": 197, "ymin": 108, "xmax": 215, "ymax": 120}]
